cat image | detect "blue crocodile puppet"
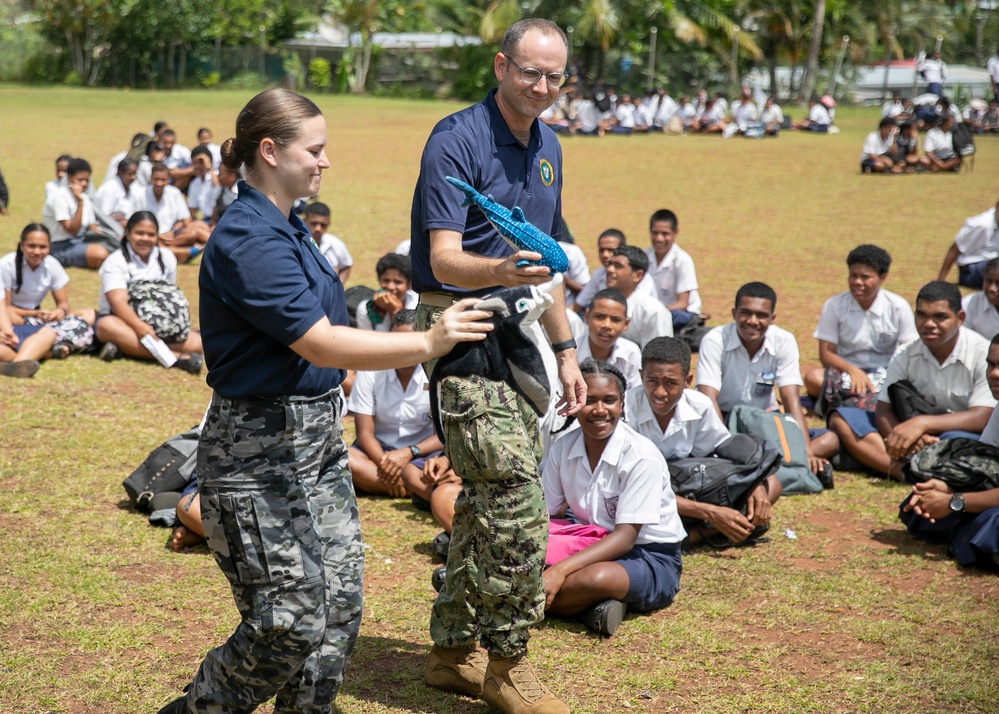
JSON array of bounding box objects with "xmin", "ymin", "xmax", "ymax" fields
[
  {"xmin": 445, "ymin": 176, "xmax": 569, "ymax": 274},
  {"xmin": 429, "ymin": 276, "xmax": 561, "ymax": 444}
]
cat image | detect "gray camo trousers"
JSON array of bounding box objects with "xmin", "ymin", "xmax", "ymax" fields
[{"xmin": 183, "ymin": 389, "xmax": 363, "ymax": 713}]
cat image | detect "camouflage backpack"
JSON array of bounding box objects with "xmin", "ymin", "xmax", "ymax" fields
[{"xmin": 902, "ymin": 438, "xmax": 999, "ymax": 492}]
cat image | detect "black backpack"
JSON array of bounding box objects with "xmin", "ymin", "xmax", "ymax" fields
[
  {"xmin": 122, "ymin": 427, "xmax": 200, "ymax": 512},
  {"xmin": 902, "ymin": 438, "xmax": 999, "ymax": 492},
  {"xmin": 668, "ymin": 434, "xmax": 781, "ymax": 511},
  {"xmin": 952, "ymin": 121, "xmax": 976, "ymax": 158},
  {"xmin": 344, "ymin": 285, "xmax": 375, "ymax": 328}
]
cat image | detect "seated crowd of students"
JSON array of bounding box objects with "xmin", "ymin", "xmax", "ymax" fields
[
  {"xmin": 541, "ymin": 85, "xmax": 793, "ymax": 138},
  {"xmin": 143, "ymin": 199, "xmax": 999, "ymax": 639},
  {"xmin": 9, "ymin": 123, "xmax": 998, "ymax": 637},
  {"xmin": 860, "ymin": 94, "xmax": 988, "ymax": 174}
]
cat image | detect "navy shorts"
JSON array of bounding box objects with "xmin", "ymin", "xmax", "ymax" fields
[
  {"xmin": 49, "ymin": 237, "xmax": 91, "ymax": 268},
  {"xmin": 958, "ymin": 261, "xmax": 989, "ymax": 290},
  {"xmin": 617, "ymin": 541, "xmax": 683, "ymax": 613},
  {"xmin": 830, "ymin": 406, "xmax": 878, "ymax": 438},
  {"xmin": 12, "ymin": 324, "xmax": 45, "ymax": 351},
  {"xmin": 900, "ymin": 498, "xmax": 999, "ymax": 569}
]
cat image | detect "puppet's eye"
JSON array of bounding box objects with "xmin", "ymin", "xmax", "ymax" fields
[{"xmin": 516, "ymin": 299, "xmax": 529, "ymax": 312}]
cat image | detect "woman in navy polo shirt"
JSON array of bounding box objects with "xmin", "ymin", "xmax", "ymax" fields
[{"xmin": 159, "ymin": 89, "xmax": 492, "ymax": 714}]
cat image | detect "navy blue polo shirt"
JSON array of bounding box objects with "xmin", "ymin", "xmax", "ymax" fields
[
  {"xmin": 410, "ymin": 88, "xmax": 563, "ymax": 296},
  {"xmin": 200, "ymin": 181, "xmax": 347, "ymax": 398}
]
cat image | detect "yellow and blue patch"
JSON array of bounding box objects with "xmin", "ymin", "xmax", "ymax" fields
[{"xmin": 539, "ymin": 158, "xmax": 554, "ymax": 187}]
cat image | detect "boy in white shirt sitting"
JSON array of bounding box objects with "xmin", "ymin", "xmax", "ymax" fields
[
  {"xmin": 938, "ymin": 198, "xmax": 999, "ymax": 289},
  {"xmin": 643, "ymin": 209, "xmax": 701, "ymax": 332},
  {"xmin": 696, "ymin": 281, "xmax": 839, "ymax": 476},
  {"xmin": 961, "ymin": 257, "xmax": 999, "ymax": 340},
  {"xmin": 605, "ymin": 245, "xmax": 673, "ymax": 349},
  {"xmin": 576, "ymin": 288, "xmax": 641, "ymax": 391},
  {"xmin": 302, "ymin": 202, "xmax": 353, "ymax": 284},
  {"xmin": 627, "ymin": 337, "xmax": 781, "ymax": 546},
  {"xmin": 574, "ymin": 228, "xmax": 656, "ymax": 312}
]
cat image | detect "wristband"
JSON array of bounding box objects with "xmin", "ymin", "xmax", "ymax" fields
[
  {"xmin": 550, "ymin": 338, "xmax": 576, "ymax": 353},
  {"xmin": 409, "ymin": 445, "xmax": 420, "ymax": 458}
]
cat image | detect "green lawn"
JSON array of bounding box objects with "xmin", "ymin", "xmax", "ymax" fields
[{"xmin": 1, "ymin": 85, "xmax": 998, "ymax": 714}]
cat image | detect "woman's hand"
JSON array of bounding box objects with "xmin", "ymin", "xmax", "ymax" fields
[
  {"xmin": 38, "ymin": 307, "xmax": 66, "ymax": 322},
  {"xmin": 0, "ymin": 328, "xmax": 18, "ymax": 348},
  {"xmin": 542, "ymin": 566, "xmax": 567, "ymax": 609},
  {"xmin": 425, "ymin": 299, "xmax": 493, "ymax": 358},
  {"xmin": 846, "ymin": 366, "xmax": 873, "ymax": 394}
]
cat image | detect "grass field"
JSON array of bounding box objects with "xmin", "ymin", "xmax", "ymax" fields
[{"xmin": 1, "ymin": 85, "xmax": 998, "ymax": 714}]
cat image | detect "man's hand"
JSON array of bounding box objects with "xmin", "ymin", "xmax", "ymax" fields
[
  {"xmin": 422, "ymin": 455, "xmax": 456, "ymax": 485},
  {"xmin": 885, "ymin": 417, "xmax": 930, "ymax": 460},
  {"xmin": 553, "ymin": 351, "xmax": 586, "ymax": 417},
  {"xmin": 492, "ymin": 250, "xmax": 553, "ymax": 288},
  {"xmin": 744, "ymin": 483, "xmax": 772, "ymax": 526},
  {"xmin": 708, "ymin": 505, "xmax": 754, "ymax": 543},
  {"xmin": 542, "ymin": 566, "xmax": 567, "ymax": 609},
  {"xmin": 903, "ymin": 479, "xmax": 954, "ymax": 522},
  {"xmin": 378, "ymin": 448, "xmax": 412, "ymax": 480},
  {"xmin": 805, "ymin": 445, "xmax": 828, "ymax": 477},
  {"xmin": 372, "ymin": 291, "xmax": 404, "ymax": 315}
]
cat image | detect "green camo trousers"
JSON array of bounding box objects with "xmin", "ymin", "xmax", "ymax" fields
[{"xmin": 419, "ymin": 303, "xmax": 548, "ymax": 658}]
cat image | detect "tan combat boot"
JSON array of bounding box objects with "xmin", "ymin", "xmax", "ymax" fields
[
  {"xmin": 482, "ymin": 651, "xmax": 569, "ymax": 714},
  {"xmin": 424, "ymin": 644, "xmax": 487, "ymax": 697}
]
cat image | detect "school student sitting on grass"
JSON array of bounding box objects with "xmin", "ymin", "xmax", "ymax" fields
[
  {"xmin": 302, "ymin": 201, "xmax": 353, "ymax": 284},
  {"xmin": 542, "ymin": 360, "xmax": 685, "ymax": 637},
  {"xmin": 803, "ymin": 244, "xmax": 917, "ymax": 403},
  {"xmin": 42, "ymin": 157, "xmax": 109, "ymax": 269},
  {"xmin": 355, "ymin": 252, "xmax": 419, "ymax": 332},
  {"xmin": 900, "ymin": 334, "xmax": 999, "ymax": 571},
  {"xmin": 938, "ymin": 198, "xmax": 999, "ymax": 289},
  {"xmin": 0, "ymin": 294, "xmax": 55, "ymax": 379},
  {"xmin": 696, "ymin": 281, "xmax": 839, "ymax": 476},
  {"xmin": 346, "ymin": 310, "xmax": 444, "ymax": 499},
  {"xmin": 642, "ymin": 209, "xmax": 701, "ymax": 332},
  {"xmin": 860, "ymin": 117, "xmax": 902, "ymax": 174},
  {"xmin": 95, "ymin": 211, "xmax": 203, "ymax": 374},
  {"xmin": 573, "ymin": 228, "xmax": 657, "ymax": 312},
  {"xmin": 627, "ymin": 337, "xmax": 781, "ymax": 546},
  {"xmin": 961, "ymin": 257, "xmax": 999, "ymax": 340},
  {"xmin": 576, "ymin": 288, "xmax": 641, "ymax": 390},
  {"xmin": 829, "ymin": 282, "xmax": 996, "ymax": 481},
  {"xmin": 604, "ymin": 245, "xmax": 673, "ymax": 349}
]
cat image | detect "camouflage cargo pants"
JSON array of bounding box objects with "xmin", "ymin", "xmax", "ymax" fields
[
  {"xmin": 184, "ymin": 389, "xmax": 363, "ymax": 714},
  {"xmin": 418, "ymin": 303, "xmax": 548, "ymax": 658}
]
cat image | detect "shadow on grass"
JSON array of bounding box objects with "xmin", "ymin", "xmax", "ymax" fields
[
  {"xmin": 869, "ymin": 525, "xmax": 952, "ymax": 561},
  {"xmin": 345, "ymin": 635, "xmax": 493, "ymax": 713}
]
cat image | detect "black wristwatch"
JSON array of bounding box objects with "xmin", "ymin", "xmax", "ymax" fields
[
  {"xmin": 949, "ymin": 493, "xmax": 967, "ymax": 514},
  {"xmin": 409, "ymin": 445, "xmax": 421, "ymax": 458}
]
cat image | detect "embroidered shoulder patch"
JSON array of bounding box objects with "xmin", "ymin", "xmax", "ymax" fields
[{"xmin": 539, "ymin": 159, "xmax": 554, "ymax": 187}]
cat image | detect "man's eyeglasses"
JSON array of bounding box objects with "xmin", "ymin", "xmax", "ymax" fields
[{"xmin": 504, "ymin": 56, "xmax": 568, "ymax": 89}]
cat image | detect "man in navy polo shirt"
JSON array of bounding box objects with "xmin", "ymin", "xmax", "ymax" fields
[{"xmin": 411, "ymin": 17, "xmax": 584, "ymax": 714}]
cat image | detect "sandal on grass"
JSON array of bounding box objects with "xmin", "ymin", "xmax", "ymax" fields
[
  {"xmin": 172, "ymin": 353, "xmax": 203, "ymax": 375},
  {"xmin": 51, "ymin": 342, "xmax": 71, "ymax": 359}
]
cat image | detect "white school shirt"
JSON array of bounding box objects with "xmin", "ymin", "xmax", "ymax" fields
[
  {"xmin": 204, "ymin": 142, "xmax": 222, "ymax": 170},
  {"xmin": 919, "ymin": 57, "xmax": 946, "ymax": 84},
  {"xmin": 97, "ymin": 246, "xmax": 178, "ymax": 315},
  {"xmin": 346, "ymin": 364, "xmax": 435, "ymax": 449},
  {"xmin": 633, "ymin": 104, "xmax": 653, "ymax": 128},
  {"xmin": 696, "ymin": 322, "xmax": 803, "ymax": 413},
  {"xmin": 560, "ymin": 242, "xmax": 591, "ymax": 307},
  {"xmin": 355, "ymin": 290, "xmax": 419, "ymax": 332},
  {"xmin": 575, "ymin": 266, "xmax": 657, "ymax": 310},
  {"xmin": 981, "ymin": 408, "xmax": 999, "ymax": 447},
  {"xmin": 42, "ymin": 187, "xmax": 96, "ymax": 243},
  {"xmin": 655, "ymin": 95, "xmax": 678, "ymax": 125},
  {"xmin": 161, "ymin": 144, "xmax": 192, "ymax": 170},
  {"xmin": 878, "ymin": 327, "xmax": 996, "ymax": 413},
  {"xmin": 730, "ymin": 100, "xmax": 759, "ymax": 129},
  {"xmin": 317, "ymin": 233, "xmax": 353, "ymax": 273},
  {"xmin": 95, "ymin": 177, "xmax": 145, "ymax": 219},
  {"xmin": 924, "ymin": 127, "xmax": 955, "ymax": 159},
  {"xmin": 44, "ymin": 178, "xmax": 65, "ymax": 201},
  {"xmin": 882, "ymin": 100, "xmax": 904, "ymax": 118},
  {"xmin": 961, "ymin": 292, "xmax": 999, "ymax": 341},
  {"xmin": 953, "ymin": 208, "xmax": 999, "ymax": 266},
  {"xmin": 760, "ymin": 104, "xmax": 784, "ymax": 125},
  {"xmin": 565, "ymin": 308, "xmax": 586, "ymax": 343},
  {"xmin": 144, "ymin": 185, "xmax": 191, "ymax": 232},
  {"xmin": 542, "ymin": 422, "xmax": 686, "ymax": 545},
  {"xmin": 622, "ymin": 290, "xmax": 673, "ymax": 349},
  {"xmin": 860, "ymin": 131, "xmax": 895, "ymax": 160},
  {"xmin": 808, "ymin": 103, "xmax": 831, "ymax": 125},
  {"xmin": 187, "ymin": 174, "xmax": 219, "ymax": 221},
  {"xmin": 615, "ymin": 103, "xmax": 636, "ymax": 129},
  {"xmin": 988, "ymin": 55, "xmax": 999, "ymax": 84},
  {"xmin": 393, "ymin": 239, "xmax": 411, "ymax": 256},
  {"xmin": 102, "ymin": 150, "xmax": 128, "ymax": 186},
  {"xmin": 0, "ymin": 253, "xmax": 69, "ymax": 309},
  {"xmin": 813, "ymin": 290, "xmax": 917, "ymax": 370},
  {"xmin": 643, "ymin": 245, "xmax": 701, "ymax": 314},
  {"xmin": 576, "ymin": 335, "xmax": 642, "ymax": 392},
  {"xmin": 625, "ymin": 386, "xmax": 730, "ymax": 461}
]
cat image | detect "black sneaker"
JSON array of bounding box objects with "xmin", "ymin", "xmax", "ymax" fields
[
  {"xmin": 584, "ymin": 599, "xmax": 627, "ymax": 636},
  {"xmin": 173, "ymin": 353, "xmax": 204, "ymax": 375},
  {"xmin": 431, "ymin": 565, "xmax": 447, "ymax": 593},
  {"xmin": 99, "ymin": 341, "xmax": 120, "ymax": 361},
  {"xmin": 0, "ymin": 360, "xmax": 40, "ymax": 378},
  {"xmin": 818, "ymin": 462, "xmax": 835, "ymax": 489},
  {"xmin": 431, "ymin": 531, "xmax": 451, "ymax": 561}
]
